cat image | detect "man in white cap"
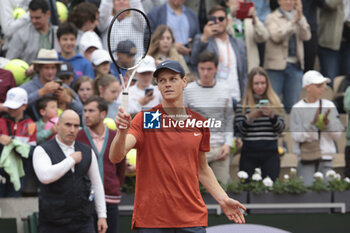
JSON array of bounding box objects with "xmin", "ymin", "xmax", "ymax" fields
[
  {"xmin": 127, "ymin": 55, "xmax": 162, "ymax": 115},
  {"xmin": 20, "ymin": 48, "xmax": 83, "ymax": 121},
  {"xmin": 290, "ymin": 70, "xmax": 344, "ymax": 186},
  {"xmin": 0, "ymin": 87, "xmax": 37, "ymax": 197}
]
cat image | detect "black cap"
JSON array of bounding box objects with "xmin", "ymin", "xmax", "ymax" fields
[
  {"xmin": 116, "ymin": 40, "xmax": 137, "ymax": 55},
  {"xmin": 57, "ymin": 62, "xmax": 74, "ymax": 76},
  {"xmin": 153, "ymin": 60, "xmax": 185, "ymax": 78}
]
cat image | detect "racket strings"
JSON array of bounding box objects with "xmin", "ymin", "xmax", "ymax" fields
[{"xmin": 109, "ymin": 9, "xmax": 150, "ymax": 70}]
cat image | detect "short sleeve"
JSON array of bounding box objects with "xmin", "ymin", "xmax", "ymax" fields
[{"xmin": 128, "ymin": 112, "xmax": 144, "ymax": 148}]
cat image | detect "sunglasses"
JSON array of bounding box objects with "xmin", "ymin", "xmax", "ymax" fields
[{"xmin": 208, "ymin": 16, "xmax": 226, "ymax": 23}]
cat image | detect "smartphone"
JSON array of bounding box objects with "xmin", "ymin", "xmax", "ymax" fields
[
  {"xmin": 208, "ymin": 15, "xmax": 217, "ymax": 24},
  {"xmin": 145, "ymin": 87, "xmax": 153, "ymax": 96},
  {"xmin": 258, "ymin": 99, "xmax": 269, "ymax": 107},
  {"xmin": 55, "ymin": 80, "xmax": 63, "ymax": 86},
  {"xmin": 236, "ymin": 1, "xmax": 254, "ymax": 19}
]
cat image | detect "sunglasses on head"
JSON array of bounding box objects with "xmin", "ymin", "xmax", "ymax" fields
[{"xmin": 208, "ymin": 16, "xmax": 226, "ymax": 23}]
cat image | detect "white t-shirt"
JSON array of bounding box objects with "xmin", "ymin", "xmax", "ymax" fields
[
  {"xmin": 215, "ymin": 38, "xmax": 241, "ymax": 102},
  {"xmin": 128, "ymin": 84, "xmax": 162, "ymax": 114}
]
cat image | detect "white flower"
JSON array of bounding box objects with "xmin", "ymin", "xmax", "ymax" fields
[
  {"xmin": 284, "ymin": 174, "xmax": 290, "ymax": 180},
  {"xmin": 313, "ymin": 172, "xmax": 324, "ymax": 180},
  {"xmin": 335, "ymin": 174, "xmax": 341, "ymax": 180},
  {"xmin": 252, "ymin": 173, "xmax": 262, "ymax": 181},
  {"xmin": 326, "ymin": 170, "xmax": 336, "ymax": 178},
  {"xmin": 344, "ymin": 177, "xmax": 350, "ymax": 183},
  {"xmin": 237, "ymin": 171, "xmax": 249, "ymax": 180},
  {"xmin": 254, "ymin": 168, "xmax": 262, "ymax": 175},
  {"xmin": 290, "ymin": 168, "xmax": 297, "ymax": 174},
  {"xmin": 263, "ymin": 177, "xmax": 274, "ymax": 187}
]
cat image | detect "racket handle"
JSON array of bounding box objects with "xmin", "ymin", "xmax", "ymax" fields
[{"xmin": 119, "ymin": 92, "xmax": 128, "ymax": 129}]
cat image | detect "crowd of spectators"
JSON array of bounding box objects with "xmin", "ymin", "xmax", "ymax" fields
[{"xmin": 0, "ymin": 0, "xmax": 350, "ymax": 231}]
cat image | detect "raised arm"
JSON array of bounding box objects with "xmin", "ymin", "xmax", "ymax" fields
[{"xmin": 109, "ymin": 106, "xmax": 137, "ymax": 164}]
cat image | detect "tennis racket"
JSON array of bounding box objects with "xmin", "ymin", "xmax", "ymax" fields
[{"xmin": 107, "ymin": 8, "xmax": 151, "ymax": 114}]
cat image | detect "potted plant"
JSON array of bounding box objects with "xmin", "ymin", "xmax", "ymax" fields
[
  {"xmin": 226, "ymin": 171, "xmax": 249, "ymax": 203},
  {"xmin": 326, "ymin": 170, "xmax": 350, "ymax": 213}
]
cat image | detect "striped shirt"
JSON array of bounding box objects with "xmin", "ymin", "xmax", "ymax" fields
[
  {"xmin": 183, "ymin": 80, "xmax": 233, "ymax": 146},
  {"xmin": 235, "ymin": 103, "xmax": 285, "ymax": 143}
]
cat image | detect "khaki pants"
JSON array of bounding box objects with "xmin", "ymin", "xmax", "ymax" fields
[{"xmin": 206, "ymin": 145, "xmax": 230, "ymax": 185}]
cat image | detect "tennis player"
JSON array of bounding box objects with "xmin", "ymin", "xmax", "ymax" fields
[{"xmin": 110, "ymin": 60, "xmax": 246, "ymax": 233}]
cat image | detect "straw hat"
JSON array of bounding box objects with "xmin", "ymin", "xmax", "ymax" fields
[{"xmin": 32, "ymin": 49, "xmax": 63, "ymax": 65}]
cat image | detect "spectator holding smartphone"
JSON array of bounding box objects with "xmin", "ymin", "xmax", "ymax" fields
[
  {"xmin": 235, "ymin": 67, "xmax": 285, "ymax": 181},
  {"xmin": 264, "ymin": 0, "xmax": 311, "ymax": 113},
  {"xmin": 191, "ymin": 5, "xmax": 248, "ymax": 108},
  {"xmin": 127, "ymin": 56, "xmax": 162, "ymax": 115},
  {"xmin": 20, "ymin": 49, "xmax": 83, "ymax": 121}
]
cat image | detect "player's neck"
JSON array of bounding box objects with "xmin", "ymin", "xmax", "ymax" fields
[
  {"xmin": 38, "ymin": 23, "xmax": 50, "ymax": 35},
  {"xmin": 305, "ymin": 94, "xmax": 319, "ymax": 103}
]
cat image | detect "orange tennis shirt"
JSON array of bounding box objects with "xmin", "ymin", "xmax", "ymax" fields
[{"xmin": 128, "ymin": 104, "xmax": 210, "ymax": 229}]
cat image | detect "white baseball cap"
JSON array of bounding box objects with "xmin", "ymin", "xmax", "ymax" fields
[
  {"xmin": 136, "ymin": 55, "xmax": 156, "ymax": 73},
  {"xmin": 91, "ymin": 49, "xmax": 112, "ymax": 66},
  {"xmin": 3, "ymin": 87, "xmax": 28, "ymax": 109},
  {"xmin": 79, "ymin": 31, "xmax": 103, "ymax": 55},
  {"xmin": 302, "ymin": 70, "xmax": 330, "ymax": 88}
]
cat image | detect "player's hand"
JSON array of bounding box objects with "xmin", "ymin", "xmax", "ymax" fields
[
  {"xmin": 247, "ymin": 109, "xmax": 262, "ymax": 122},
  {"xmin": 220, "ymin": 197, "xmax": 246, "ymax": 224},
  {"xmin": 50, "ymin": 124, "xmax": 58, "ymax": 134},
  {"xmin": 54, "ymin": 87, "xmax": 72, "ymax": 104},
  {"xmin": 0, "ymin": 135, "xmax": 12, "ymax": 146},
  {"xmin": 70, "ymin": 151, "xmax": 82, "ymax": 164},
  {"xmin": 217, "ymin": 144, "xmax": 230, "ymax": 160},
  {"xmin": 25, "ymin": 64, "xmax": 35, "ymax": 77},
  {"xmin": 116, "ymin": 106, "xmax": 132, "ymax": 130},
  {"xmin": 97, "ymin": 218, "xmax": 108, "ymax": 233}
]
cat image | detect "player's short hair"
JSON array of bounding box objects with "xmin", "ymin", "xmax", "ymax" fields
[
  {"xmin": 84, "ymin": 96, "xmax": 108, "ymax": 113},
  {"xmin": 29, "ymin": 0, "xmax": 49, "ymax": 13},
  {"xmin": 197, "ymin": 51, "xmax": 218, "ymax": 66}
]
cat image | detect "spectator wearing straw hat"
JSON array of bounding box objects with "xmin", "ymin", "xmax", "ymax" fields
[{"xmin": 20, "ymin": 49, "xmax": 83, "ymax": 121}]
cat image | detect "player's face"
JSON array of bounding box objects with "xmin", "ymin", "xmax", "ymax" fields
[
  {"xmin": 57, "ymin": 112, "xmax": 80, "ymax": 145},
  {"xmin": 157, "ymin": 70, "xmax": 186, "ymax": 102},
  {"xmin": 78, "ymin": 81, "xmax": 94, "ymax": 103},
  {"xmin": 84, "ymin": 101, "xmax": 105, "ymax": 128},
  {"xmin": 29, "ymin": 9, "xmax": 50, "ymax": 31},
  {"xmin": 39, "ymin": 64, "xmax": 58, "ymax": 82},
  {"xmin": 198, "ymin": 61, "xmax": 217, "ymax": 84},
  {"xmin": 58, "ymin": 34, "xmax": 76, "ymax": 55},
  {"xmin": 252, "ymin": 74, "xmax": 267, "ymax": 97},
  {"xmin": 159, "ymin": 30, "xmax": 173, "ymax": 55},
  {"xmin": 100, "ymin": 81, "xmax": 121, "ymax": 103}
]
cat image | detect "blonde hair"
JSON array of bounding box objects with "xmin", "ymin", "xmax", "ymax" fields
[{"xmin": 242, "ymin": 67, "xmax": 284, "ymax": 115}]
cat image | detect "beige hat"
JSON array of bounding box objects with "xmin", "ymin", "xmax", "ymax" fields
[{"xmin": 32, "ymin": 49, "xmax": 63, "ymax": 65}]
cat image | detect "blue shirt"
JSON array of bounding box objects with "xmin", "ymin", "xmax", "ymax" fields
[
  {"xmin": 251, "ymin": 0, "xmax": 270, "ymax": 23},
  {"xmin": 166, "ymin": 3, "xmax": 189, "ymax": 45},
  {"xmin": 58, "ymin": 53, "xmax": 95, "ymax": 86}
]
